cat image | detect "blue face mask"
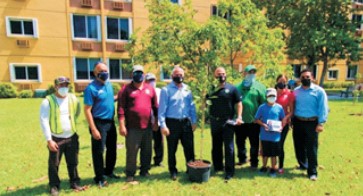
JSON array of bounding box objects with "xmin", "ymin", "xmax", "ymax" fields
[
  {"xmin": 97, "ymin": 72, "xmax": 109, "ymax": 81},
  {"xmin": 243, "ymin": 74, "xmax": 256, "ymax": 87},
  {"xmin": 133, "ymin": 71, "xmax": 144, "ymax": 83}
]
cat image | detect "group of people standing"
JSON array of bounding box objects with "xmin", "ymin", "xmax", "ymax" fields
[{"xmin": 39, "ymin": 62, "xmax": 328, "ymax": 195}]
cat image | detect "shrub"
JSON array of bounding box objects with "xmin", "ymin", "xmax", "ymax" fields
[
  {"xmin": 112, "ymin": 83, "xmax": 121, "ymax": 95},
  {"xmin": 18, "ymin": 90, "xmax": 33, "ymax": 98},
  {"xmin": 0, "ymin": 83, "xmax": 18, "ymax": 98}
]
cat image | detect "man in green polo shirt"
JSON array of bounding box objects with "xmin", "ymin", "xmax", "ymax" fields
[{"xmin": 235, "ymin": 65, "xmax": 266, "ymax": 169}]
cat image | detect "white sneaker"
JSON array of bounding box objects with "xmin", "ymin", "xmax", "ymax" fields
[{"xmin": 309, "ymin": 175, "xmax": 318, "ymax": 181}]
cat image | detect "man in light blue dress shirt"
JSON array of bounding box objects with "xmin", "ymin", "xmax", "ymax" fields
[
  {"xmin": 158, "ymin": 66, "xmax": 197, "ymax": 181},
  {"xmin": 293, "ymin": 69, "xmax": 328, "ymax": 181}
]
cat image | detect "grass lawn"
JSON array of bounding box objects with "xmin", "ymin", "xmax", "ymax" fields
[{"xmin": 0, "ymin": 98, "xmax": 362, "ymax": 195}]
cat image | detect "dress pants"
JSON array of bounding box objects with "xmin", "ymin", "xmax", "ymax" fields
[
  {"xmin": 235, "ymin": 123, "xmax": 260, "ymax": 167},
  {"xmin": 211, "ymin": 119, "xmax": 235, "ymax": 176},
  {"xmin": 91, "ymin": 119, "xmax": 117, "ymax": 183},
  {"xmin": 165, "ymin": 118, "xmax": 195, "ymax": 175}
]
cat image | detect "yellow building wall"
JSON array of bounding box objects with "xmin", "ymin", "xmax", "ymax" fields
[{"xmin": 1, "ymin": 0, "xmax": 362, "ymax": 92}]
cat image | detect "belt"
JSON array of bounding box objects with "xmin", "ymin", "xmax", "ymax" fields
[
  {"xmin": 166, "ymin": 118, "xmax": 189, "ymax": 122},
  {"xmin": 295, "ymin": 116, "xmax": 317, "ymax": 121}
]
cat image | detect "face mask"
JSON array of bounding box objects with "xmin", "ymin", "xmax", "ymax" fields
[
  {"xmin": 267, "ymin": 96, "xmax": 276, "ymax": 104},
  {"xmin": 97, "ymin": 72, "xmax": 109, "ymax": 81},
  {"xmin": 301, "ymin": 78, "xmax": 311, "ymax": 87},
  {"xmin": 172, "ymin": 76, "xmax": 183, "ymax": 84},
  {"xmin": 243, "ymin": 74, "xmax": 256, "ymax": 87},
  {"xmin": 133, "ymin": 72, "xmax": 144, "ymax": 83},
  {"xmin": 217, "ymin": 76, "xmax": 226, "ymax": 83},
  {"xmin": 58, "ymin": 87, "xmax": 69, "ymax": 97},
  {"xmin": 148, "ymin": 81, "xmax": 156, "ymax": 88},
  {"xmin": 276, "ymin": 82, "xmax": 286, "ymax": 89}
]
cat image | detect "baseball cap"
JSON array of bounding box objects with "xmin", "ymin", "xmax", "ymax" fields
[
  {"xmin": 266, "ymin": 88, "xmax": 277, "ymax": 97},
  {"xmin": 145, "ymin": 73, "xmax": 156, "ymax": 81},
  {"xmin": 244, "ymin": 65, "xmax": 257, "ymax": 73},
  {"xmin": 54, "ymin": 76, "xmax": 70, "ymax": 85},
  {"xmin": 133, "ymin": 65, "xmax": 144, "ymax": 73}
]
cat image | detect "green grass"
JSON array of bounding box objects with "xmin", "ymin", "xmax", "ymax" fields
[{"xmin": 0, "ymin": 98, "xmax": 362, "ymax": 195}]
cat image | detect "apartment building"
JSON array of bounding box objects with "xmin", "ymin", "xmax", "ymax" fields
[{"xmin": 0, "ymin": 0, "xmax": 361, "ymax": 92}]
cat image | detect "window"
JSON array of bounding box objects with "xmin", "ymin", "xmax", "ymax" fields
[
  {"xmin": 170, "ymin": 0, "xmax": 180, "ymax": 4},
  {"xmin": 354, "ymin": 0, "xmax": 363, "ymax": 3},
  {"xmin": 310, "ymin": 64, "xmax": 318, "ymax": 78},
  {"xmin": 72, "ymin": 14, "xmax": 100, "ymax": 40},
  {"xmin": 160, "ymin": 66, "xmax": 171, "ymax": 81},
  {"xmin": 6, "ymin": 17, "xmax": 38, "ymax": 38},
  {"xmin": 9, "ymin": 63, "xmax": 42, "ymax": 82},
  {"xmin": 328, "ymin": 70, "xmax": 338, "ymax": 80},
  {"xmin": 352, "ymin": 14, "xmax": 362, "ymax": 30},
  {"xmin": 347, "ymin": 65, "xmax": 358, "ymax": 79},
  {"xmin": 106, "ymin": 17, "xmax": 132, "ymax": 40},
  {"xmin": 108, "ymin": 59, "xmax": 132, "ymax": 80},
  {"xmin": 211, "ymin": 5, "xmax": 231, "ymax": 20},
  {"xmin": 74, "ymin": 58, "xmax": 101, "ymax": 80},
  {"xmin": 291, "ymin": 64, "xmax": 302, "ymax": 78}
]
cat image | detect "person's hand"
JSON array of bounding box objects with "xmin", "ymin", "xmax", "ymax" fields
[
  {"xmin": 91, "ymin": 129, "xmax": 101, "ymax": 140},
  {"xmin": 152, "ymin": 123, "xmax": 159, "ymax": 132},
  {"xmin": 316, "ymin": 124, "xmax": 324, "ymax": 133},
  {"xmin": 191, "ymin": 124, "xmax": 197, "ymax": 131},
  {"xmin": 47, "ymin": 140, "xmax": 59, "ymax": 152},
  {"xmin": 161, "ymin": 127, "xmax": 170, "ymax": 136},
  {"xmin": 119, "ymin": 125, "xmax": 128, "ymax": 137},
  {"xmin": 235, "ymin": 118, "xmax": 243, "ymax": 126},
  {"xmin": 263, "ymin": 123, "xmax": 269, "ymax": 131}
]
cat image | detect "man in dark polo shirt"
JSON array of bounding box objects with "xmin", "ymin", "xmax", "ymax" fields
[
  {"xmin": 117, "ymin": 65, "xmax": 158, "ymax": 182},
  {"xmin": 84, "ymin": 62, "xmax": 119, "ymax": 188},
  {"xmin": 207, "ymin": 67, "xmax": 243, "ymax": 181}
]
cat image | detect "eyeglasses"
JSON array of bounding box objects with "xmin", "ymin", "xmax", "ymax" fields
[
  {"xmin": 301, "ymin": 76, "xmax": 311, "ymax": 79},
  {"xmin": 55, "ymin": 77, "xmax": 70, "ymax": 85},
  {"xmin": 248, "ymin": 70, "xmax": 256, "ymax": 74}
]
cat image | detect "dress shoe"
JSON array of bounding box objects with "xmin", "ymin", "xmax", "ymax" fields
[{"xmin": 49, "ymin": 186, "xmax": 59, "ymax": 196}]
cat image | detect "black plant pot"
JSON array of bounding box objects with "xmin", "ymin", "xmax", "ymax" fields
[{"xmin": 187, "ymin": 160, "xmax": 211, "ymax": 183}]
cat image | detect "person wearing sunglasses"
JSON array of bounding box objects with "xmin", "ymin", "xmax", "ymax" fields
[
  {"xmin": 40, "ymin": 76, "xmax": 85, "ymax": 195},
  {"xmin": 293, "ymin": 69, "xmax": 328, "ymax": 181}
]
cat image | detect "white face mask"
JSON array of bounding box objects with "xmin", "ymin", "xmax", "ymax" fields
[
  {"xmin": 58, "ymin": 87, "xmax": 69, "ymax": 97},
  {"xmin": 149, "ymin": 81, "xmax": 156, "ymax": 88},
  {"xmin": 267, "ymin": 96, "xmax": 276, "ymax": 104}
]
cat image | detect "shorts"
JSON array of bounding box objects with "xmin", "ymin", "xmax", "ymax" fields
[{"xmin": 261, "ymin": 141, "xmax": 280, "ymax": 157}]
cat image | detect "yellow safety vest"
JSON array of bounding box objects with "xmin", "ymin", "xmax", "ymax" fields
[{"xmin": 46, "ymin": 94, "xmax": 79, "ymax": 134}]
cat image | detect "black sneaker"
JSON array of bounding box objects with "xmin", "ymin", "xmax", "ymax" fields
[
  {"xmin": 105, "ymin": 173, "xmax": 120, "ymax": 179},
  {"xmin": 70, "ymin": 184, "xmax": 85, "ymax": 192},
  {"xmin": 269, "ymin": 169, "xmax": 277, "ymax": 177},
  {"xmin": 171, "ymin": 173, "xmax": 177, "ymax": 181},
  {"xmin": 49, "ymin": 186, "xmax": 59, "ymax": 196},
  {"xmin": 259, "ymin": 167, "xmax": 268, "ymax": 173},
  {"xmin": 97, "ymin": 180, "xmax": 108, "ymax": 188},
  {"xmin": 140, "ymin": 171, "xmax": 150, "ymax": 177}
]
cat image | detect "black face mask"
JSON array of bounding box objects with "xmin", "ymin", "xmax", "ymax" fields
[
  {"xmin": 301, "ymin": 78, "xmax": 311, "ymax": 87},
  {"xmin": 172, "ymin": 76, "xmax": 183, "ymax": 84},
  {"xmin": 276, "ymin": 82, "xmax": 286, "ymax": 89},
  {"xmin": 217, "ymin": 76, "xmax": 226, "ymax": 83},
  {"xmin": 132, "ymin": 72, "xmax": 144, "ymax": 83},
  {"xmin": 97, "ymin": 72, "xmax": 109, "ymax": 81}
]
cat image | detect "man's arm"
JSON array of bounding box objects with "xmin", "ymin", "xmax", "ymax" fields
[
  {"xmin": 39, "ymin": 98, "xmax": 58, "ymax": 152},
  {"xmin": 158, "ymin": 88, "xmax": 170, "ymax": 136},
  {"xmin": 84, "ymin": 105, "xmax": 101, "ymax": 140},
  {"xmin": 117, "ymin": 88, "xmax": 128, "ymax": 136}
]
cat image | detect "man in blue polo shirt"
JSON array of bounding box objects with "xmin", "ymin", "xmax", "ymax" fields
[
  {"xmin": 207, "ymin": 67, "xmax": 243, "ymax": 181},
  {"xmin": 84, "ymin": 62, "xmax": 119, "ymax": 188},
  {"xmin": 293, "ymin": 69, "xmax": 328, "ymax": 181}
]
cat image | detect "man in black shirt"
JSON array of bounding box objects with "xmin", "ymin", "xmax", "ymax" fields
[{"xmin": 207, "ymin": 67, "xmax": 243, "ymax": 181}]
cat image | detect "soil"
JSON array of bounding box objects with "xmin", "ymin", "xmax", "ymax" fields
[{"xmin": 187, "ymin": 160, "xmax": 211, "ymax": 168}]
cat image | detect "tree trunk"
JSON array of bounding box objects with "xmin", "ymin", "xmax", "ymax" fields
[{"xmin": 319, "ymin": 55, "xmax": 329, "ymax": 87}]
